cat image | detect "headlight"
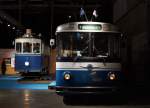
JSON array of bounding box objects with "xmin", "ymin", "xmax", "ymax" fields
[
  {"xmin": 25, "ymin": 61, "xmax": 30, "ymax": 66},
  {"xmin": 108, "ymin": 72, "xmax": 116, "ymax": 80},
  {"xmin": 64, "ymin": 73, "xmax": 71, "ymax": 80}
]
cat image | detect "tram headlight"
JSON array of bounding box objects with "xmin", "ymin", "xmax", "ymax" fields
[
  {"xmin": 25, "ymin": 61, "xmax": 30, "ymax": 66},
  {"xmin": 108, "ymin": 72, "xmax": 116, "ymax": 80},
  {"xmin": 64, "ymin": 72, "xmax": 71, "ymax": 80}
]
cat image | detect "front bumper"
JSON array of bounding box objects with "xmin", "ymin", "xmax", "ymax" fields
[{"xmin": 55, "ymin": 86, "xmax": 123, "ymax": 95}]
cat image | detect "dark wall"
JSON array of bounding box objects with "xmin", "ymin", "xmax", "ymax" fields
[
  {"xmin": 114, "ymin": 0, "xmax": 150, "ymax": 84},
  {"xmin": 0, "ymin": 22, "xmax": 15, "ymax": 48}
]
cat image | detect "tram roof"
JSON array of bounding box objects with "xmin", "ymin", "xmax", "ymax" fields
[
  {"xmin": 56, "ymin": 22, "xmax": 120, "ymax": 33},
  {"xmin": 15, "ymin": 36, "xmax": 40, "ymax": 39},
  {"xmin": 15, "ymin": 34, "xmax": 41, "ymax": 40}
]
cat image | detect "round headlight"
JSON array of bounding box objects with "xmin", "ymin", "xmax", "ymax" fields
[
  {"xmin": 64, "ymin": 73, "xmax": 71, "ymax": 80},
  {"xmin": 25, "ymin": 61, "xmax": 30, "ymax": 66},
  {"xmin": 108, "ymin": 72, "xmax": 116, "ymax": 80}
]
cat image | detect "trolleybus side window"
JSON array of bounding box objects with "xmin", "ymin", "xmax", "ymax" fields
[
  {"xmin": 33, "ymin": 43, "xmax": 40, "ymax": 53},
  {"xmin": 108, "ymin": 35, "xmax": 120, "ymax": 58},
  {"xmin": 16, "ymin": 42, "xmax": 22, "ymax": 53},
  {"xmin": 23, "ymin": 42, "xmax": 32, "ymax": 53}
]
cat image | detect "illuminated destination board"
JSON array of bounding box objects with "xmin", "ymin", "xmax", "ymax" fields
[{"xmin": 78, "ymin": 24, "xmax": 102, "ymax": 30}]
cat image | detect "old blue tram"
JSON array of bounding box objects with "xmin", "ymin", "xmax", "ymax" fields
[
  {"xmin": 14, "ymin": 29, "xmax": 50, "ymax": 76},
  {"xmin": 54, "ymin": 22, "xmax": 126, "ymax": 96}
]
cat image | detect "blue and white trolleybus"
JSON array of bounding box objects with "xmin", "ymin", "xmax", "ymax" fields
[{"xmin": 54, "ymin": 21, "xmax": 126, "ymax": 96}]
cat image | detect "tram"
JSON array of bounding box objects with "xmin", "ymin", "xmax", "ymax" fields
[
  {"xmin": 53, "ymin": 21, "xmax": 126, "ymax": 96},
  {"xmin": 14, "ymin": 29, "xmax": 50, "ymax": 76}
]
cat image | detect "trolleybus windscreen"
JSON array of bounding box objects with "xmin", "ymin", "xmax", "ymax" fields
[
  {"xmin": 57, "ymin": 32, "xmax": 121, "ymax": 62},
  {"xmin": 78, "ymin": 24, "xmax": 102, "ymax": 30}
]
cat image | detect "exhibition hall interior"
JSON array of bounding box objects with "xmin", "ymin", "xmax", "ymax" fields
[{"xmin": 0, "ymin": 0, "xmax": 150, "ymax": 108}]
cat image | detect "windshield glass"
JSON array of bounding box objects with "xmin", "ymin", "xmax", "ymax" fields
[
  {"xmin": 23, "ymin": 42, "xmax": 32, "ymax": 53},
  {"xmin": 57, "ymin": 32, "xmax": 121, "ymax": 62}
]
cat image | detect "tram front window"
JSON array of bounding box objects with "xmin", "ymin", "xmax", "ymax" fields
[
  {"xmin": 16, "ymin": 43, "xmax": 22, "ymax": 53},
  {"xmin": 23, "ymin": 42, "xmax": 32, "ymax": 53},
  {"xmin": 33, "ymin": 43, "xmax": 40, "ymax": 53},
  {"xmin": 57, "ymin": 33, "xmax": 121, "ymax": 62}
]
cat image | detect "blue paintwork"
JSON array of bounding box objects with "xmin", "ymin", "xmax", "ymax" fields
[
  {"xmin": 56, "ymin": 70, "xmax": 124, "ymax": 87},
  {"xmin": 15, "ymin": 54, "xmax": 43, "ymax": 73}
]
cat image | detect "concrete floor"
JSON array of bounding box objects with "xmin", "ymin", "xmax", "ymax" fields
[
  {"xmin": 0, "ymin": 90, "xmax": 150, "ymax": 108},
  {"xmin": 0, "ymin": 75, "xmax": 150, "ymax": 108}
]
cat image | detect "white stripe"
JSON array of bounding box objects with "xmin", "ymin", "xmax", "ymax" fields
[
  {"xmin": 15, "ymin": 54, "xmax": 41, "ymax": 56},
  {"xmin": 56, "ymin": 62, "xmax": 121, "ymax": 70},
  {"xmin": 56, "ymin": 68, "xmax": 121, "ymax": 71}
]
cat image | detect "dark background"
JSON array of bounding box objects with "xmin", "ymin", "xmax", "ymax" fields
[{"xmin": 0, "ymin": 0, "xmax": 113, "ymax": 48}]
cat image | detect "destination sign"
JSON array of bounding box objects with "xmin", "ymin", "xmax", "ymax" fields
[{"xmin": 78, "ymin": 24, "xmax": 102, "ymax": 30}]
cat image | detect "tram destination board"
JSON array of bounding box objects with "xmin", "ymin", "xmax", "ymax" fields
[{"xmin": 78, "ymin": 24, "xmax": 102, "ymax": 30}]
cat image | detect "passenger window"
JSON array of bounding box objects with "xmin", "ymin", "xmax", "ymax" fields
[
  {"xmin": 16, "ymin": 43, "xmax": 22, "ymax": 53},
  {"xmin": 33, "ymin": 43, "xmax": 40, "ymax": 53}
]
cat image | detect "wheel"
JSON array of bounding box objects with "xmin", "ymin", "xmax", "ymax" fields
[{"xmin": 63, "ymin": 96, "xmax": 73, "ymax": 105}]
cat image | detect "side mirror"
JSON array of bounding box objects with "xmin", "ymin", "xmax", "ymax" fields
[{"xmin": 50, "ymin": 39, "xmax": 55, "ymax": 47}]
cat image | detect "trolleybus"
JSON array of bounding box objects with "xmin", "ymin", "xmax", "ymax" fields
[{"xmin": 53, "ymin": 21, "xmax": 126, "ymax": 98}]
